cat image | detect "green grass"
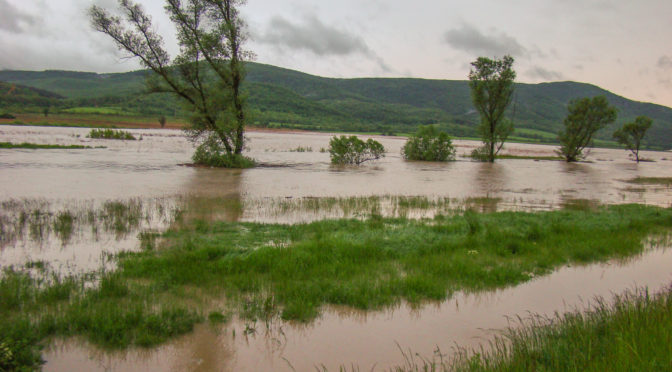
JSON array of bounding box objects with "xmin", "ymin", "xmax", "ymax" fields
[
  {"xmin": 626, "ymin": 177, "xmax": 672, "ymax": 186},
  {"xmin": 62, "ymin": 106, "xmax": 136, "ymax": 115},
  {"xmin": 87, "ymin": 128, "xmax": 137, "ymax": 140},
  {"xmin": 393, "ymin": 285, "xmax": 672, "ymax": 372},
  {"xmin": 1, "ymin": 204, "xmax": 671, "ymax": 370},
  {"xmin": 0, "ymin": 142, "xmax": 92, "ymax": 149}
]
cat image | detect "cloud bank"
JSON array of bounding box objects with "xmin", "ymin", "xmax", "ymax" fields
[
  {"xmin": 0, "ymin": 0, "xmax": 36, "ymax": 33},
  {"xmin": 256, "ymin": 15, "xmax": 389, "ymax": 71},
  {"xmin": 443, "ymin": 24, "xmax": 526, "ymax": 57}
]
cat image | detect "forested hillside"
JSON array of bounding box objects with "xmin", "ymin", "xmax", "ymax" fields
[{"xmin": 1, "ymin": 63, "xmax": 671, "ymax": 149}]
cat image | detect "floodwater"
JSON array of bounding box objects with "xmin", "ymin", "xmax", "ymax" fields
[
  {"xmin": 1, "ymin": 125, "xmax": 672, "ymax": 370},
  {"xmin": 2, "ymin": 125, "xmax": 671, "ymax": 272}
]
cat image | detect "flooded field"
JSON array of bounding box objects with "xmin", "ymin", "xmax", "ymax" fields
[
  {"xmin": 43, "ymin": 245, "xmax": 672, "ymax": 372},
  {"xmin": 1, "ymin": 125, "xmax": 672, "ymax": 371}
]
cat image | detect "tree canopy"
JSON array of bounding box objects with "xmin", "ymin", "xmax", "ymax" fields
[
  {"xmin": 468, "ymin": 55, "xmax": 516, "ymax": 162},
  {"xmin": 89, "ymin": 0, "xmax": 253, "ymax": 166},
  {"xmin": 613, "ymin": 116, "xmax": 652, "ymax": 162},
  {"xmin": 557, "ymin": 96, "xmax": 617, "ymax": 162}
]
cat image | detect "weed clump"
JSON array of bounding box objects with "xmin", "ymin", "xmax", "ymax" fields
[{"xmin": 87, "ymin": 128, "xmax": 136, "ymax": 140}]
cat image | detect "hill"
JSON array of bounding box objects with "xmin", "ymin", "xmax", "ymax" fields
[{"xmin": 1, "ymin": 63, "xmax": 671, "ymax": 149}]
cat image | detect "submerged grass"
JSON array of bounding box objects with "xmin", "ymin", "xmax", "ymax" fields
[
  {"xmin": 1, "ymin": 204, "xmax": 671, "ymax": 369},
  {"xmin": 463, "ymin": 154, "xmax": 563, "ymax": 161},
  {"xmin": 626, "ymin": 177, "xmax": 672, "ymax": 186},
  {"xmin": 392, "ymin": 285, "xmax": 672, "ymax": 372},
  {"xmin": 0, "ymin": 142, "xmax": 92, "ymax": 149}
]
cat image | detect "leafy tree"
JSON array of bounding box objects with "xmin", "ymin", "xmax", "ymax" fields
[
  {"xmin": 557, "ymin": 96, "xmax": 617, "ymax": 162},
  {"xmin": 468, "ymin": 55, "xmax": 516, "ymax": 162},
  {"xmin": 613, "ymin": 116, "xmax": 652, "ymax": 162},
  {"xmin": 89, "ymin": 0, "xmax": 253, "ymax": 167},
  {"xmin": 329, "ymin": 135, "xmax": 385, "ymax": 165},
  {"xmin": 158, "ymin": 115, "xmax": 166, "ymax": 128},
  {"xmin": 402, "ymin": 125, "xmax": 455, "ymax": 161}
]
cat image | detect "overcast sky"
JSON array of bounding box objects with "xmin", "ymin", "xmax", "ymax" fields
[{"xmin": 1, "ymin": 0, "xmax": 671, "ymax": 107}]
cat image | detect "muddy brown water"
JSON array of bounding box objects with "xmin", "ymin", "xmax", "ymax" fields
[
  {"xmin": 1, "ymin": 125, "xmax": 672, "ymax": 370},
  {"xmin": 43, "ymin": 247, "xmax": 672, "ymax": 371}
]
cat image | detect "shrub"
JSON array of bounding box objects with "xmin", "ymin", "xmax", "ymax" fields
[
  {"xmin": 328, "ymin": 135, "xmax": 385, "ymax": 165},
  {"xmin": 87, "ymin": 129, "xmax": 136, "ymax": 140},
  {"xmin": 470, "ymin": 146, "xmax": 491, "ymax": 162},
  {"xmin": 192, "ymin": 136, "xmax": 255, "ymax": 168},
  {"xmin": 0, "ymin": 113, "xmax": 16, "ymax": 119},
  {"xmin": 402, "ymin": 125, "xmax": 456, "ymax": 161}
]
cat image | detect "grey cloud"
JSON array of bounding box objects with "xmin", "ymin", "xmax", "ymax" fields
[
  {"xmin": 443, "ymin": 24, "xmax": 526, "ymax": 57},
  {"xmin": 0, "ymin": 0, "xmax": 36, "ymax": 33},
  {"xmin": 658, "ymin": 55, "xmax": 672, "ymax": 70},
  {"xmin": 526, "ymin": 66, "xmax": 564, "ymax": 81},
  {"xmin": 659, "ymin": 78, "xmax": 672, "ymax": 89},
  {"xmin": 257, "ymin": 15, "xmax": 389, "ymax": 71},
  {"xmin": 259, "ymin": 15, "xmax": 371, "ymax": 57}
]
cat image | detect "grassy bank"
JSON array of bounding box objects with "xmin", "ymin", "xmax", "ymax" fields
[
  {"xmin": 0, "ymin": 142, "xmax": 93, "ymax": 149},
  {"xmin": 396, "ymin": 285, "xmax": 672, "ymax": 372},
  {"xmin": 1, "ymin": 204, "xmax": 671, "ymax": 369}
]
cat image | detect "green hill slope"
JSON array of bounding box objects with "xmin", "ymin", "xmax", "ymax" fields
[{"xmin": 1, "ymin": 63, "xmax": 671, "ymax": 149}]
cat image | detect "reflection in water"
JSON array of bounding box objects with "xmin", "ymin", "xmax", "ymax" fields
[
  {"xmin": 472, "ymin": 161, "xmax": 507, "ymax": 196},
  {"xmin": 0, "ymin": 198, "xmax": 180, "ymax": 273},
  {"xmin": 178, "ymin": 168, "xmax": 245, "ymax": 223}
]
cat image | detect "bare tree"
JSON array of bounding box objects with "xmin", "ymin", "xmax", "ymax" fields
[{"xmin": 90, "ymin": 0, "xmax": 253, "ymax": 167}]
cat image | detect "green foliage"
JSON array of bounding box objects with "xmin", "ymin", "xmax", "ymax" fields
[
  {"xmin": 158, "ymin": 115, "xmax": 166, "ymax": 128},
  {"xmin": 402, "ymin": 125, "xmax": 456, "ymax": 161},
  {"xmin": 558, "ymin": 96, "xmax": 618, "ymax": 162},
  {"xmin": 87, "ymin": 128, "xmax": 136, "ymax": 140},
  {"xmin": 63, "ymin": 106, "xmax": 134, "ymax": 115},
  {"xmin": 468, "ymin": 56, "xmax": 516, "ymax": 162},
  {"xmin": 90, "ymin": 0, "xmax": 252, "ymax": 158},
  {"xmin": 443, "ymin": 287, "xmax": 672, "ymax": 372},
  {"xmin": 328, "ymin": 135, "xmax": 385, "ymax": 165},
  {"xmin": 0, "ymin": 112, "xmax": 16, "ymax": 119},
  {"xmin": 0, "ymin": 318, "xmax": 44, "ymax": 372},
  {"xmin": 192, "ymin": 135, "xmax": 255, "ymax": 168},
  {"xmin": 613, "ymin": 115, "xmax": 652, "ymax": 162}
]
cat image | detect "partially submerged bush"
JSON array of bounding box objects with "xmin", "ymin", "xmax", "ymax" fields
[
  {"xmin": 470, "ymin": 146, "xmax": 491, "ymax": 162},
  {"xmin": 328, "ymin": 135, "xmax": 385, "ymax": 165},
  {"xmin": 402, "ymin": 125, "xmax": 456, "ymax": 161},
  {"xmin": 192, "ymin": 136, "xmax": 255, "ymax": 168},
  {"xmin": 87, "ymin": 128, "xmax": 136, "ymax": 140}
]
